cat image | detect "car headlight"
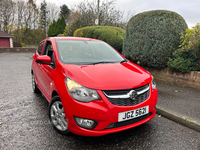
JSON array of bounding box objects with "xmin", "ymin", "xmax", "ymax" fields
[
  {"xmin": 151, "ymin": 78, "xmax": 156, "ymax": 90},
  {"xmin": 65, "ymin": 77, "xmax": 100, "ymax": 102}
]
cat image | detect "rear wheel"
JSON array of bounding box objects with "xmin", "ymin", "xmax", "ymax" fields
[
  {"xmin": 32, "ymin": 73, "xmax": 40, "ymax": 93},
  {"xmin": 49, "ymin": 96, "xmax": 70, "ymax": 135}
]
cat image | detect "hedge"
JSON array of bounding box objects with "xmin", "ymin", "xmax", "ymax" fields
[
  {"xmin": 74, "ymin": 26, "xmax": 125, "ymax": 53},
  {"xmin": 122, "ymin": 10, "xmax": 188, "ymax": 68}
]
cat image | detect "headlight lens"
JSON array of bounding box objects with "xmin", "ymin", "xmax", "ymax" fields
[
  {"xmin": 65, "ymin": 77, "xmax": 100, "ymax": 102},
  {"xmin": 151, "ymin": 78, "xmax": 156, "ymax": 90}
]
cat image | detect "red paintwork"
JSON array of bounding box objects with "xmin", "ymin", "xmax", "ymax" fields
[
  {"xmin": 62, "ymin": 62, "xmax": 151, "ymax": 90},
  {"xmin": 31, "ymin": 37, "xmax": 158, "ymax": 136},
  {"xmin": 0, "ymin": 38, "xmax": 10, "ymax": 48},
  {"xmin": 36, "ymin": 55, "xmax": 51, "ymax": 64}
]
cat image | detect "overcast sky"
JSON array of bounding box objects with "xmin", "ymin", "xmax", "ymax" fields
[{"xmin": 45, "ymin": 0, "xmax": 200, "ymax": 28}]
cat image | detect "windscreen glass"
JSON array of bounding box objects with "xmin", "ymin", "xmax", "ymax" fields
[{"xmin": 56, "ymin": 40, "xmax": 124, "ymax": 65}]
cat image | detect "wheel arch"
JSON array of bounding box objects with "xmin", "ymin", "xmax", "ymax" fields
[{"xmin": 52, "ymin": 90, "xmax": 59, "ymax": 99}]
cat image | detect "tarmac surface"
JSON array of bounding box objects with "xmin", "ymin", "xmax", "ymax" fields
[
  {"xmin": 0, "ymin": 53, "xmax": 200, "ymax": 149},
  {"xmin": 156, "ymin": 80, "xmax": 200, "ymax": 132}
]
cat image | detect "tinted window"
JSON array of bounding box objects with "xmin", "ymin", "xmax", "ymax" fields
[
  {"xmin": 56, "ymin": 40, "xmax": 124, "ymax": 65},
  {"xmin": 37, "ymin": 42, "xmax": 44, "ymax": 55}
]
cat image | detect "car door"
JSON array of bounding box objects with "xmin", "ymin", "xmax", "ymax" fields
[
  {"xmin": 33, "ymin": 41, "xmax": 47, "ymax": 94},
  {"xmin": 37, "ymin": 40, "xmax": 56, "ymax": 100}
]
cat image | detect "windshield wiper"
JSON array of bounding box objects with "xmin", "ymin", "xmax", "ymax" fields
[
  {"xmin": 80, "ymin": 60, "xmax": 127, "ymax": 65},
  {"xmin": 86, "ymin": 61, "xmax": 115, "ymax": 65}
]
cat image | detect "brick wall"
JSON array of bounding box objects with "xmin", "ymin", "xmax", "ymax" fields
[
  {"xmin": 144, "ymin": 67, "xmax": 200, "ymax": 90},
  {"xmin": 0, "ymin": 48, "xmax": 36, "ymax": 53}
]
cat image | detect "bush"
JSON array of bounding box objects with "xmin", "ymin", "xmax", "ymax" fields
[
  {"xmin": 178, "ymin": 23, "xmax": 200, "ymax": 67},
  {"xmin": 198, "ymin": 36, "xmax": 200, "ymax": 50},
  {"xmin": 21, "ymin": 43, "xmax": 25, "ymax": 48},
  {"xmin": 167, "ymin": 49, "xmax": 200, "ymax": 72},
  {"xmin": 180, "ymin": 24, "xmax": 200, "ymax": 61},
  {"xmin": 122, "ymin": 10, "xmax": 188, "ymax": 68},
  {"xmin": 74, "ymin": 28, "xmax": 84, "ymax": 37},
  {"xmin": 74, "ymin": 26, "xmax": 125, "ymax": 53}
]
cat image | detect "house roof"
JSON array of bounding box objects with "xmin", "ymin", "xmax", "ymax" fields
[{"xmin": 0, "ymin": 30, "xmax": 14, "ymax": 38}]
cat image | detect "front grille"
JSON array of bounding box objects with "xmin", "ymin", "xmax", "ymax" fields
[
  {"xmin": 103, "ymin": 84, "xmax": 150, "ymax": 106},
  {"xmin": 105, "ymin": 112, "xmax": 152, "ymax": 129},
  {"xmin": 103, "ymin": 84, "xmax": 149, "ymax": 95}
]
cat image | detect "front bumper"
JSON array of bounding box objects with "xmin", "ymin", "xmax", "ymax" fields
[{"xmin": 61, "ymin": 88, "xmax": 158, "ymax": 136}]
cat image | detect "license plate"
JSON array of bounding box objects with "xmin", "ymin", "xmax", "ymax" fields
[{"xmin": 118, "ymin": 106, "xmax": 149, "ymax": 122}]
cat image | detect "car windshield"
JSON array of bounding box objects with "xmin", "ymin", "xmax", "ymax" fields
[{"xmin": 56, "ymin": 40, "xmax": 125, "ymax": 65}]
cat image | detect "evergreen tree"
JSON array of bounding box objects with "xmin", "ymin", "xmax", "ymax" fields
[
  {"xmin": 47, "ymin": 16, "xmax": 66, "ymax": 37},
  {"xmin": 51, "ymin": 20, "xmax": 57, "ymax": 36},
  {"xmin": 59, "ymin": 4, "xmax": 70, "ymax": 22},
  {"xmin": 60, "ymin": 16, "xmax": 66, "ymax": 33},
  {"xmin": 40, "ymin": 0, "xmax": 47, "ymax": 31},
  {"xmin": 48, "ymin": 23, "xmax": 53, "ymax": 37},
  {"xmin": 56, "ymin": 18, "xmax": 62, "ymax": 35}
]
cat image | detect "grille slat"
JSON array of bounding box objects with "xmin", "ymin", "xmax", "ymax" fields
[{"xmin": 103, "ymin": 84, "xmax": 150, "ymax": 106}]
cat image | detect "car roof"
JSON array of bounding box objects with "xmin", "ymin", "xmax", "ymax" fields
[{"xmin": 48, "ymin": 36, "xmax": 102, "ymax": 42}]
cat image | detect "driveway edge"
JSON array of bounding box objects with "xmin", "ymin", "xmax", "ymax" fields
[{"xmin": 156, "ymin": 105, "xmax": 200, "ymax": 132}]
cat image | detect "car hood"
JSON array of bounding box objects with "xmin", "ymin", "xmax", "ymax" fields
[{"xmin": 62, "ymin": 62, "xmax": 152, "ymax": 90}]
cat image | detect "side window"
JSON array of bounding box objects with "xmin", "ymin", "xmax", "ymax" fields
[
  {"xmin": 44, "ymin": 41, "xmax": 56, "ymax": 69},
  {"xmin": 37, "ymin": 42, "xmax": 44, "ymax": 55}
]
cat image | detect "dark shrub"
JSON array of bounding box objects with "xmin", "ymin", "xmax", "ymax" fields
[
  {"xmin": 167, "ymin": 49, "xmax": 200, "ymax": 72},
  {"xmin": 122, "ymin": 10, "xmax": 188, "ymax": 68},
  {"xmin": 74, "ymin": 26, "xmax": 125, "ymax": 53}
]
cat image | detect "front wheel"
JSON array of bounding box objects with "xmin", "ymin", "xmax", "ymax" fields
[{"xmin": 49, "ymin": 96, "xmax": 70, "ymax": 135}]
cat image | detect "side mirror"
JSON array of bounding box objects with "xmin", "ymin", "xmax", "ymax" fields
[{"xmin": 36, "ymin": 55, "xmax": 51, "ymax": 65}]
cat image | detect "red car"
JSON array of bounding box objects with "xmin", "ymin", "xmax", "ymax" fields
[{"xmin": 31, "ymin": 37, "xmax": 157, "ymax": 136}]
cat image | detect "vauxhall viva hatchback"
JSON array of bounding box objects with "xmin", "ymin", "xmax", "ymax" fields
[{"xmin": 31, "ymin": 37, "xmax": 157, "ymax": 136}]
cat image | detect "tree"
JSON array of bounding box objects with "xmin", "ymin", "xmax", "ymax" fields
[
  {"xmin": 24, "ymin": 0, "xmax": 38, "ymax": 30},
  {"xmin": 40, "ymin": 0, "xmax": 47, "ymax": 32},
  {"xmin": 64, "ymin": 19, "xmax": 82, "ymax": 36},
  {"xmin": 56, "ymin": 18, "xmax": 62, "ymax": 35},
  {"xmin": 59, "ymin": 4, "xmax": 70, "ymax": 23},
  {"xmin": 59, "ymin": 15, "xmax": 66, "ymax": 34},
  {"xmin": 28, "ymin": 0, "xmax": 38, "ymax": 30},
  {"xmin": 0, "ymin": 0, "xmax": 3, "ymax": 30},
  {"xmin": 74, "ymin": 0, "xmax": 124, "ymax": 27},
  {"xmin": 48, "ymin": 16, "xmax": 66, "ymax": 37},
  {"xmin": 47, "ymin": 2, "xmax": 59, "ymax": 24},
  {"xmin": 63, "ymin": 0, "xmax": 125, "ymax": 36},
  {"xmin": 14, "ymin": 0, "xmax": 40, "ymax": 43},
  {"xmin": 48, "ymin": 20, "xmax": 57, "ymax": 37},
  {"xmin": 1, "ymin": 0, "xmax": 16, "ymax": 33}
]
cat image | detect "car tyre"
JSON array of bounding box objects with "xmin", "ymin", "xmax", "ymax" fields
[
  {"xmin": 32, "ymin": 73, "xmax": 40, "ymax": 93},
  {"xmin": 49, "ymin": 96, "xmax": 70, "ymax": 135}
]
